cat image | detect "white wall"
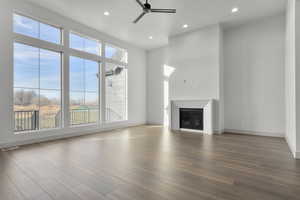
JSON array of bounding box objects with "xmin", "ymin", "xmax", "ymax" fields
[
  {"xmin": 146, "ymin": 47, "xmax": 167, "ymax": 125},
  {"xmin": 296, "ymin": 0, "xmax": 300, "ymax": 155},
  {"xmin": 224, "ymin": 15, "xmax": 286, "ymax": 137},
  {"xmin": 0, "ymin": 0, "xmax": 146, "ymax": 147},
  {"xmin": 147, "ymin": 25, "xmax": 224, "ymax": 132},
  {"xmin": 147, "ymin": 16, "xmax": 286, "ymax": 138},
  {"xmin": 285, "ymin": 0, "xmax": 297, "ymax": 154}
]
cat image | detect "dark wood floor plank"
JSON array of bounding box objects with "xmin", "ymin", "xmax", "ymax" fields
[
  {"xmin": 0, "ymin": 173, "xmax": 25, "ymax": 200},
  {"xmin": 1, "ymin": 126, "xmax": 300, "ymax": 200},
  {"xmin": 5, "ymin": 164, "xmax": 53, "ymax": 200}
]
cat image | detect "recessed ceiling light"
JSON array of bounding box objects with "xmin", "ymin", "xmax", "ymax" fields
[
  {"xmin": 104, "ymin": 11, "xmax": 110, "ymax": 16},
  {"xmin": 182, "ymin": 24, "xmax": 189, "ymax": 28},
  {"xmin": 231, "ymin": 7, "xmax": 239, "ymax": 13},
  {"xmin": 149, "ymin": 36, "xmax": 153, "ymax": 40}
]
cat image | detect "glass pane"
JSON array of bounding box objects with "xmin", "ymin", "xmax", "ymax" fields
[
  {"xmin": 69, "ymin": 57, "xmax": 99, "ymax": 125},
  {"xmin": 70, "ymin": 32, "xmax": 101, "ymax": 56},
  {"xmin": 85, "ymin": 38, "xmax": 100, "ymax": 55},
  {"xmin": 40, "ymin": 49, "xmax": 61, "ymax": 90},
  {"xmin": 85, "ymin": 60, "xmax": 99, "ymax": 92},
  {"xmin": 70, "ymin": 33, "xmax": 84, "ymax": 51},
  {"xmin": 70, "ymin": 92, "xmax": 85, "ymax": 108},
  {"xmin": 70, "ymin": 56, "xmax": 85, "ymax": 92},
  {"xmin": 105, "ymin": 44, "xmax": 128, "ymax": 63},
  {"xmin": 13, "ymin": 14, "xmax": 61, "ymax": 44},
  {"xmin": 40, "ymin": 23, "xmax": 61, "ymax": 44},
  {"xmin": 14, "ymin": 88, "xmax": 39, "ymax": 132},
  {"xmin": 13, "ymin": 14, "xmax": 39, "ymax": 38},
  {"xmin": 105, "ymin": 63, "xmax": 127, "ymax": 122},
  {"xmin": 39, "ymin": 90, "xmax": 61, "ymax": 129},
  {"xmin": 70, "ymin": 92, "xmax": 86, "ymax": 125},
  {"xmin": 85, "ymin": 92, "xmax": 99, "ymax": 123},
  {"xmin": 14, "ymin": 43, "xmax": 39, "ymax": 88}
]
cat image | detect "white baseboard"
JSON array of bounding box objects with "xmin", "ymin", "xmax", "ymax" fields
[
  {"xmin": 214, "ymin": 129, "xmax": 224, "ymax": 134},
  {"xmin": 285, "ymin": 136, "xmax": 297, "ymax": 159},
  {"xmin": 224, "ymin": 129, "xmax": 284, "ymax": 138},
  {"xmin": 295, "ymin": 152, "xmax": 300, "ymax": 159},
  {"xmin": 0, "ymin": 122, "xmax": 145, "ymax": 149}
]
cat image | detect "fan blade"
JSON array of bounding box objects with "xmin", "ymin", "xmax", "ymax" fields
[
  {"xmin": 150, "ymin": 9, "xmax": 176, "ymax": 13},
  {"xmin": 136, "ymin": 0, "xmax": 145, "ymax": 8},
  {"xmin": 133, "ymin": 12, "xmax": 146, "ymax": 23}
]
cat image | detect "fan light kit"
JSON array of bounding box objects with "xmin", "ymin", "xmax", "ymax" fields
[
  {"xmin": 183, "ymin": 24, "xmax": 188, "ymax": 28},
  {"xmin": 104, "ymin": 11, "xmax": 110, "ymax": 16},
  {"xmin": 133, "ymin": 0, "xmax": 176, "ymax": 23},
  {"xmin": 232, "ymin": 7, "xmax": 239, "ymax": 13}
]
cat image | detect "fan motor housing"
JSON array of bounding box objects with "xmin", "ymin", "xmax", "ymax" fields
[{"xmin": 144, "ymin": 3, "xmax": 151, "ymax": 10}]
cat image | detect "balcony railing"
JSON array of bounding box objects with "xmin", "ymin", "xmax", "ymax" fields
[
  {"xmin": 14, "ymin": 108, "xmax": 123, "ymax": 132},
  {"xmin": 14, "ymin": 110, "xmax": 39, "ymax": 132},
  {"xmin": 70, "ymin": 108, "xmax": 98, "ymax": 125}
]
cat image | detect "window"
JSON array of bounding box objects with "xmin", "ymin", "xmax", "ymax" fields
[
  {"xmin": 13, "ymin": 12, "xmax": 129, "ymax": 133},
  {"xmin": 69, "ymin": 56, "xmax": 100, "ymax": 125},
  {"xmin": 13, "ymin": 14, "xmax": 61, "ymax": 44},
  {"xmin": 14, "ymin": 43, "xmax": 61, "ymax": 132},
  {"xmin": 105, "ymin": 63, "xmax": 127, "ymax": 122},
  {"xmin": 105, "ymin": 44, "xmax": 128, "ymax": 63},
  {"xmin": 70, "ymin": 32, "xmax": 101, "ymax": 56}
]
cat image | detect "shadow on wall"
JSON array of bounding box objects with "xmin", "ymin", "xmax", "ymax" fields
[{"xmin": 163, "ymin": 64, "xmax": 175, "ymax": 127}]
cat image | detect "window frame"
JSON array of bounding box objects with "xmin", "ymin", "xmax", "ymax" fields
[
  {"xmin": 13, "ymin": 12, "xmax": 64, "ymax": 134},
  {"xmin": 103, "ymin": 42, "xmax": 128, "ymax": 123},
  {"xmin": 12, "ymin": 11, "xmax": 129, "ymax": 134},
  {"xmin": 69, "ymin": 55, "xmax": 102, "ymax": 127},
  {"xmin": 13, "ymin": 41, "xmax": 63, "ymax": 133}
]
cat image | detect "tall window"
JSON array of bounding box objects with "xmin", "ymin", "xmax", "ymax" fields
[
  {"xmin": 14, "ymin": 43, "xmax": 61, "ymax": 131},
  {"xmin": 13, "ymin": 13, "xmax": 62, "ymax": 133},
  {"xmin": 105, "ymin": 45, "xmax": 128, "ymax": 122},
  {"xmin": 69, "ymin": 56, "xmax": 100, "ymax": 125}
]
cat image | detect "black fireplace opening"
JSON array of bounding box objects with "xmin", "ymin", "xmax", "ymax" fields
[{"xmin": 180, "ymin": 108, "xmax": 204, "ymax": 131}]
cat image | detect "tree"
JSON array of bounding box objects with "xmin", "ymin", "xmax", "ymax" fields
[{"xmin": 14, "ymin": 90, "xmax": 38, "ymax": 106}]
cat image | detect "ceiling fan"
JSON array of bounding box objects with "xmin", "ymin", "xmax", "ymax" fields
[{"xmin": 133, "ymin": 0, "xmax": 176, "ymax": 23}]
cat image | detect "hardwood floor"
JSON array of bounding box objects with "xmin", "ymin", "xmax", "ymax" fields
[{"xmin": 1, "ymin": 125, "xmax": 300, "ymax": 200}]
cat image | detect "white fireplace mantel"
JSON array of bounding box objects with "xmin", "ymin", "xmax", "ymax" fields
[{"xmin": 170, "ymin": 99, "xmax": 214, "ymax": 134}]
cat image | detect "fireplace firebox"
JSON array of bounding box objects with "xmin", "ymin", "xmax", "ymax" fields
[{"xmin": 179, "ymin": 108, "xmax": 204, "ymax": 131}]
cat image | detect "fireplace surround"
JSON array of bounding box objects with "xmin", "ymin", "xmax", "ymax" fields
[{"xmin": 170, "ymin": 100, "xmax": 214, "ymax": 134}]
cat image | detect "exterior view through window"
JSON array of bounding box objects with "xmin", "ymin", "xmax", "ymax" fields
[
  {"xmin": 69, "ymin": 56, "xmax": 100, "ymax": 125},
  {"xmin": 14, "ymin": 14, "xmax": 61, "ymax": 44},
  {"xmin": 13, "ymin": 13, "xmax": 128, "ymax": 133},
  {"xmin": 105, "ymin": 44, "xmax": 128, "ymax": 63},
  {"xmin": 105, "ymin": 44, "xmax": 128, "ymax": 122},
  {"xmin": 70, "ymin": 32, "xmax": 101, "ymax": 56},
  {"xmin": 105, "ymin": 63, "xmax": 127, "ymax": 122},
  {"xmin": 14, "ymin": 43, "xmax": 61, "ymax": 132}
]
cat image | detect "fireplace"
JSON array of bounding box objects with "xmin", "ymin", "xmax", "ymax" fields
[
  {"xmin": 180, "ymin": 108, "xmax": 204, "ymax": 131},
  {"xmin": 171, "ymin": 100, "xmax": 213, "ymax": 134}
]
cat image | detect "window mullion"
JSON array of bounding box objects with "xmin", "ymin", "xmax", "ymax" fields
[
  {"xmin": 101, "ymin": 43, "xmax": 106, "ymax": 124},
  {"xmin": 38, "ymin": 48, "xmax": 41, "ymax": 130},
  {"xmin": 63, "ymin": 28, "xmax": 70, "ymax": 128}
]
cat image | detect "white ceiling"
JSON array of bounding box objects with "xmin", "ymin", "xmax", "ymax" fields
[{"xmin": 25, "ymin": 0, "xmax": 286, "ymax": 49}]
